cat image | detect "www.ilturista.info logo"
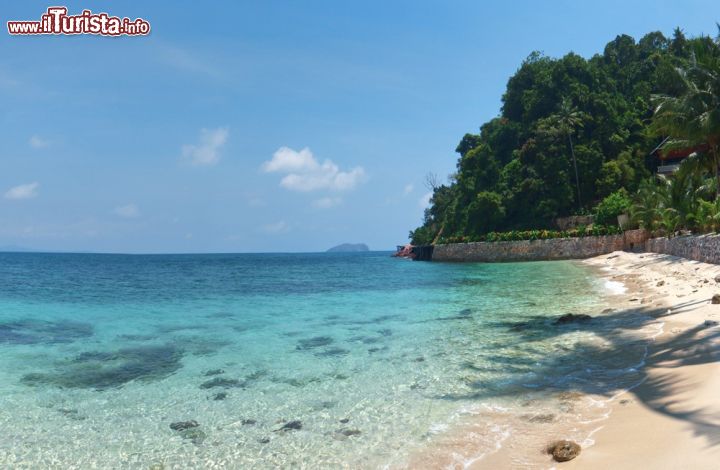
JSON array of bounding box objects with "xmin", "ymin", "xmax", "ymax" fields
[{"xmin": 7, "ymin": 7, "xmax": 150, "ymax": 36}]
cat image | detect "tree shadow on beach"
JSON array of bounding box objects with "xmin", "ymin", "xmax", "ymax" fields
[{"xmin": 438, "ymin": 298, "xmax": 720, "ymax": 448}]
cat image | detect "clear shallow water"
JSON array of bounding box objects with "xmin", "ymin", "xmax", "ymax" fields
[{"xmin": 0, "ymin": 252, "xmax": 654, "ymax": 468}]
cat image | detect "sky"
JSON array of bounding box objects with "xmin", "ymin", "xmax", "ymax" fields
[{"xmin": 0, "ymin": 0, "xmax": 717, "ymax": 253}]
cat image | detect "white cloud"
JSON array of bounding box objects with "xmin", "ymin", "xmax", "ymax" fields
[
  {"xmin": 313, "ymin": 197, "xmax": 342, "ymax": 209},
  {"xmin": 29, "ymin": 135, "xmax": 49, "ymax": 149},
  {"xmin": 114, "ymin": 204, "xmax": 140, "ymax": 218},
  {"xmin": 262, "ymin": 147, "xmax": 316, "ymax": 173},
  {"xmin": 261, "ymin": 220, "xmax": 289, "ymax": 234},
  {"xmin": 262, "ymin": 147, "xmax": 366, "ymax": 192},
  {"xmin": 182, "ymin": 127, "xmax": 228, "ymax": 166},
  {"xmin": 419, "ymin": 192, "xmax": 433, "ymax": 209},
  {"xmin": 4, "ymin": 182, "xmax": 39, "ymax": 200},
  {"xmin": 403, "ymin": 184, "xmax": 414, "ymax": 195}
]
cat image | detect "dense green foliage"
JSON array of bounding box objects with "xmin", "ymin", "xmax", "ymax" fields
[
  {"xmin": 439, "ymin": 225, "xmax": 622, "ymax": 244},
  {"xmin": 595, "ymin": 189, "xmax": 632, "ymax": 226},
  {"xmin": 411, "ymin": 28, "xmax": 703, "ymax": 245}
]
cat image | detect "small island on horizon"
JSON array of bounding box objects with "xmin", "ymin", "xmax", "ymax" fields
[{"xmin": 326, "ymin": 243, "xmax": 369, "ymax": 253}]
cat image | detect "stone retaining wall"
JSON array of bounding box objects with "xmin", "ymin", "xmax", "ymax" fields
[
  {"xmin": 645, "ymin": 234, "xmax": 720, "ymax": 264},
  {"xmin": 432, "ymin": 229, "xmax": 648, "ymax": 262}
]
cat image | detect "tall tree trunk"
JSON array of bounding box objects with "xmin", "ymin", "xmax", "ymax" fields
[{"xmin": 568, "ymin": 132, "xmax": 582, "ymax": 210}]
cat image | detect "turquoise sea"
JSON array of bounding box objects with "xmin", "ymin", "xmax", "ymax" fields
[{"xmin": 0, "ymin": 252, "xmax": 659, "ymax": 468}]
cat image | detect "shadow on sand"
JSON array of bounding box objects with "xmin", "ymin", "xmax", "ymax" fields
[{"xmin": 439, "ymin": 297, "xmax": 720, "ymax": 448}]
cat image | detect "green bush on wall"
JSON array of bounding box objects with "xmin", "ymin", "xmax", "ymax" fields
[
  {"xmin": 594, "ymin": 189, "xmax": 632, "ymax": 226},
  {"xmin": 438, "ymin": 225, "xmax": 623, "ymax": 244}
]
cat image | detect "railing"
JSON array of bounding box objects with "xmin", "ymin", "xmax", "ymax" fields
[{"xmin": 657, "ymin": 163, "xmax": 680, "ymax": 174}]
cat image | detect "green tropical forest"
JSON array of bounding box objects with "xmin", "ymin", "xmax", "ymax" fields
[{"xmin": 411, "ymin": 27, "xmax": 720, "ymax": 245}]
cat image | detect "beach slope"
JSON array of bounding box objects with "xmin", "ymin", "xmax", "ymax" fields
[{"xmin": 567, "ymin": 251, "xmax": 720, "ymax": 469}]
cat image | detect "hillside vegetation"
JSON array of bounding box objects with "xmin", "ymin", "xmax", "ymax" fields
[{"xmin": 412, "ymin": 28, "xmax": 720, "ymax": 244}]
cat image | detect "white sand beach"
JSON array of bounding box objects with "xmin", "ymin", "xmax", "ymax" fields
[{"xmin": 565, "ymin": 251, "xmax": 720, "ymax": 469}]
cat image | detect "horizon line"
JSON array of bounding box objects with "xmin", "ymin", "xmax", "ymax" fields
[{"xmin": 0, "ymin": 249, "xmax": 394, "ymax": 256}]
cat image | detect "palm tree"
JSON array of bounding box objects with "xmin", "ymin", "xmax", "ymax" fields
[
  {"xmin": 694, "ymin": 198, "xmax": 720, "ymax": 232},
  {"xmin": 651, "ymin": 39, "xmax": 720, "ymax": 197},
  {"xmin": 554, "ymin": 98, "xmax": 584, "ymax": 210},
  {"xmin": 630, "ymin": 158, "xmax": 715, "ymax": 234},
  {"xmin": 631, "ymin": 177, "xmax": 667, "ymax": 232}
]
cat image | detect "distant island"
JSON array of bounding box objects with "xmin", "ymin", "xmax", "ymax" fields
[{"xmin": 326, "ymin": 243, "xmax": 369, "ymax": 253}]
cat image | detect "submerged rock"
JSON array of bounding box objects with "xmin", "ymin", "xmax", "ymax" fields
[
  {"xmin": 296, "ymin": 336, "xmax": 334, "ymax": 350},
  {"xmin": 179, "ymin": 428, "xmax": 206, "ymax": 445},
  {"xmin": 170, "ymin": 421, "xmax": 205, "ymax": 444},
  {"xmin": 199, "ymin": 377, "xmax": 243, "ymax": 389},
  {"xmin": 275, "ymin": 420, "xmax": 302, "ymax": 432},
  {"xmin": 548, "ymin": 440, "xmax": 581, "ymax": 462},
  {"xmin": 170, "ymin": 420, "xmax": 199, "ymax": 431},
  {"xmin": 554, "ymin": 314, "xmax": 592, "ymax": 325},
  {"xmin": 21, "ymin": 344, "xmax": 183, "ymax": 390}
]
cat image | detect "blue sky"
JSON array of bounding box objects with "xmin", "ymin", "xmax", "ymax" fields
[{"xmin": 0, "ymin": 1, "xmax": 716, "ymax": 253}]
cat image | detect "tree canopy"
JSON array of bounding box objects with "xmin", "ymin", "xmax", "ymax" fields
[{"xmin": 411, "ymin": 29, "xmax": 701, "ymax": 245}]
